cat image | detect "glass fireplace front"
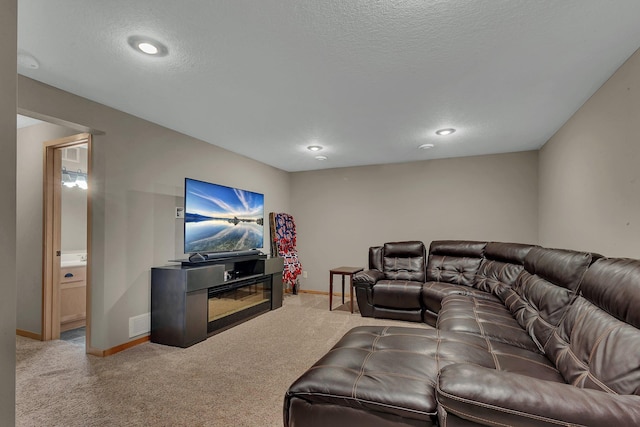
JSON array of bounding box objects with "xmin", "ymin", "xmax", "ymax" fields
[{"xmin": 207, "ymin": 277, "xmax": 271, "ymax": 334}]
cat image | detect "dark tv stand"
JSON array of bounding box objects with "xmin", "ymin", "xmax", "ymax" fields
[{"xmin": 151, "ymin": 254, "xmax": 284, "ymax": 348}]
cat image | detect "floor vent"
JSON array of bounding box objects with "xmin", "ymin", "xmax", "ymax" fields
[{"xmin": 129, "ymin": 313, "xmax": 150, "ymax": 338}]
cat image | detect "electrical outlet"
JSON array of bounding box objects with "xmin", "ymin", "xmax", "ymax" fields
[
  {"xmin": 303, "ymin": 271, "xmax": 308, "ymax": 278},
  {"xmin": 175, "ymin": 207, "xmax": 184, "ymax": 219}
]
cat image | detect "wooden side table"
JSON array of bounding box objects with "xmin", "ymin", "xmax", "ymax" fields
[{"xmin": 329, "ymin": 266, "xmax": 364, "ymax": 313}]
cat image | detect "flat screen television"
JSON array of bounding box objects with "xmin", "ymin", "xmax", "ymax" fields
[{"xmin": 184, "ymin": 178, "xmax": 264, "ymax": 255}]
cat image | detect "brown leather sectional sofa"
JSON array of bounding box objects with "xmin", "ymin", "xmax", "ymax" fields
[{"xmin": 283, "ymin": 240, "xmax": 640, "ymax": 426}]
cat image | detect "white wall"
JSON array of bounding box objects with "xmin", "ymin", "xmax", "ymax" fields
[
  {"xmin": 539, "ymin": 47, "xmax": 640, "ymax": 258},
  {"xmin": 61, "ymin": 145, "xmax": 89, "ymax": 252},
  {"xmin": 291, "ymin": 151, "xmax": 539, "ymax": 292},
  {"xmin": 0, "ymin": 0, "xmax": 16, "ymax": 423},
  {"xmin": 18, "ymin": 76, "xmax": 291, "ymax": 350}
]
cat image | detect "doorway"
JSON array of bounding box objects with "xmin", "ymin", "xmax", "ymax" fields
[{"xmin": 42, "ymin": 133, "xmax": 92, "ymax": 351}]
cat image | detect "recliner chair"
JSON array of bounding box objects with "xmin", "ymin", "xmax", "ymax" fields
[{"xmin": 353, "ymin": 241, "xmax": 426, "ymax": 322}]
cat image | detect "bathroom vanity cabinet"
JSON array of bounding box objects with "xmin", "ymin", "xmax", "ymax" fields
[{"xmin": 59, "ymin": 265, "xmax": 87, "ymax": 331}]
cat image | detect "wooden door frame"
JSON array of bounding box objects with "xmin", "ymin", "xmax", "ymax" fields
[{"xmin": 42, "ymin": 133, "xmax": 93, "ymax": 353}]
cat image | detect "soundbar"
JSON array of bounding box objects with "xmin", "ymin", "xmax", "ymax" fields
[
  {"xmin": 204, "ymin": 249, "xmax": 261, "ymax": 259},
  {"xmin": 174, "ymin": 249, "xmax": 264, "ymax": 266}
]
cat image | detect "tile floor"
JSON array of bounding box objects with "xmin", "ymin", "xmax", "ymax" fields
[{"xmin": 59, "ymin": 326, "xmax": 85, "ymax": 346}]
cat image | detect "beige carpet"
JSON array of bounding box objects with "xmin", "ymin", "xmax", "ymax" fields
[{"xmin": 16, "ymin": 293, "xmax": 430, "ymax": 427}]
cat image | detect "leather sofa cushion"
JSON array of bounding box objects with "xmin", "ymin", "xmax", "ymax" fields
[
  {"xmin": 421, "ymin": 282, "xmax": 496, "ymax": 315},
  {"xmin": 428, "ymin": 240, "xmax": 486, "ymax": 258},
  {"xmin": 286, "ymin": 326, "xmax": 442, "ymax": 422},
  {"xmin": 369, "ymin": 245, "xmax": 383, "ymax": 271},
  {"xmin": 436, "ymin": 364, "xmax": 640, "ymax": 427},
  {"xmin": 285, "ymin": 398, "xmax": 430, "ymax": 427},
  {"xmin": 484, "ymin": 241, "xmax": 535, "ymax": 264},
  {"xmin": 474, "ymin": 258, "xmax": 523, "ymax": 298},
  {"xmin": 474, "ymin": 241, "xmax": 534, "ymax": 297},
  {"xmin": 580, "ymin": 257, "xmax": 640, "ymax": 328},
  {"xmin": 426, "ymin": 241, "xmax": 485, "ymax": 286},
  {"xmin": 523, "ymin": 246, "xmax": 598, "ymax": 292},
  {"xmin": 383, "ymin": 257, "xmax": 425, "ymax": 282},
  {"xmin": 426, "ymin": 255, "xmax": 481, "ymax": 286},
  {"xmin": 370, "ymin": 306, "xmax": 423, "ymax": 323},
  {"xmin": 545, "ymin": 258, "xmax": 640, "ymax": 395},
  {"xmin": 372, "ymin": 280, "xmax": 422, "ymax": 309},
  {"xmin": 505, "ymin": 247, "xmax": 597, "ymax": 351},
  {"xmin": 423, "ymin": 243, "xmax": 534, "ymax": 316},
  {"xmin": 286, "ymin": 326, "xmax": 564, "ymax": 424},
  {"xmin": 384, "ymin": 241, "xmax": 425, "ymax": 258},
  {"xmin": 437, "ymin": 295, "xmax": 541, "ymax": 352},
  {"xmin": 382, "ymin": 241, "xmax": 426, "ymax": 282}
]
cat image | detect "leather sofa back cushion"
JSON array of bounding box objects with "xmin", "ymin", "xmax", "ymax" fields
[
  {"xmin": 382, "ymin": 241, "xmax": 426, "ymax": 282},
  {"xmin": 545, "ymin": 258, "xmax": 640, "ymax": 395},
  {"xmin": 581, "ymin": 258, "xmax": 640, "ymax": 328},
  {"xmin": 474, "ymin": 243, "xmax": 535, "ymax": 296},
  {"xmin": 485, "ymin": 242, "xmax": 535, "ymax": 265},
  {"xmin": 505, "ymin": 247, "xmax": 596, "ymax": 350},
  {"xmin": 426, "ymin": 240, "xmax": 485, "ymax": 286},
  {"xmin": 384, "ymin": 241, "xmax": 425, "ymax": 257},
  {"xmin": 475, "ymin": 260, "xmax": 523, "ymax": 296},
  {"xmin": 524, "ymin": 247, "xmax": 599, "ymax": 292},
  {"xmin": 369, "ymin": 246, "xmax": 383, "ymax": 271},
  {"xmin": 429, "ymin": 240, "xmax": 486, "ymax": 258},
  {"xmin": 383, "ymin": 256, "xmax": 425, "ymax": 281},
  {"xmin": 426, "ymin": 255, "xmax": 482, "ymax": 287}
]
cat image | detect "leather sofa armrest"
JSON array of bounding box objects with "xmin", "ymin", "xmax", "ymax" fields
[
  {"xmin": 437, "ymin": 364, "xmax": 640, "ymax": 426},
  {"xmin": 353, "ymin": 269, "xmax": 385, "ymax": 287}
]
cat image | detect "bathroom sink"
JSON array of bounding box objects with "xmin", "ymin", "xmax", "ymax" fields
[
  {"xmin": 60, "ymin": 253, "xmax": 87, "ymax": 268},
  {"xmin": 61, "ymin": 260, "xmax": 87, "ymax": 268}
]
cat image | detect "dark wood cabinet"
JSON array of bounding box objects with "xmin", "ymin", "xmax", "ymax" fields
[{"xmin": 151, "ymin": 255, "xmax": 284, "ymax": 348}]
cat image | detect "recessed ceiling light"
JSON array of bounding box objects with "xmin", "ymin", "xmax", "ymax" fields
[
  {"xmin": 307, "ymin": 145, "xmax": 323, "ymax": 152},
  {"xmin": 127, "ymin": 36, "xmax": 168, "ymax": 57},
  {"xmin": 418, "ymin": 143, "xmax": 435, "ymax": 150},
  {"xmin": 435, "ymin": 128, "xmax": 456, "ymax": 136},
  {"xmin": 138, "ymin": 42, "xmax": 159, "ymax": 55},
  {"xmin": 315, "ymin": 155, "xmax": 328, "ymax": 161}
]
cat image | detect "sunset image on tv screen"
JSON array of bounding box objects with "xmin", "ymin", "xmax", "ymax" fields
[{"xmin": 184, "ymin": 179, "xmax": 264, "ymax": 253}]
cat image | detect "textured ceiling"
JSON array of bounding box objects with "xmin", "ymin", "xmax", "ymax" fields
[{"xmin": 17, "ymin": 1, "xmax": 640, "ymax": 172}]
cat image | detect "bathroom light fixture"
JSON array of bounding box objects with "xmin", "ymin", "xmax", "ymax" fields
[
  {"xmin": 307, "ymin": 145, "xmax": 323, "ymax": 152},
  {"xmin": 75, "ymin": 174, "xmax": 88, "ymax": 190},
  {"xmin": 418, "ymin": 143, "xmax": 435, "ymax": 150},
  {"xmin": 435, "ymin": 128, "xmax": 456, "ymax": 136},
  {"xmin": 61, "ymin": 167, "xmax": 88, "ymax": 190},
  {"xmin": 127, "ymin": 36, "xmax": 169, "ymax": 57},
  {"xmin": 315, "ymin": 155, "xmax": 328, "ymax": 161},
  {"xmin": 62, "ymin": 167, "xmax": 76, "ymax": 188}
]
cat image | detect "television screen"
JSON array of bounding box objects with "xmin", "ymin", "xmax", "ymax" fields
[{"xmin": 184, "ymin": 178, "xmax": 264, "ymax": 254}]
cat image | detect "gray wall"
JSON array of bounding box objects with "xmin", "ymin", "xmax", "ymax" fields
[
  {"xmin": 16, "ymin": 122, "xmax": 79, "ymax": 334},
  {"xmin": 18, "ymin": 76, "xmax": 291, "ymax": 350},
  {"xmin": 291, "ymin": 151, "xmax": 539, "ymax": 291},
  {"xmin": 539, "ymin": 47, "xmax": 640, "ymax": 258},
  {"xmin": 13, "ymin": 28, "xmax": 640, "ymax": 358},
  {"xmin": 0, "ymin": 0, "xmax": 16, "ymax": 423}
]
